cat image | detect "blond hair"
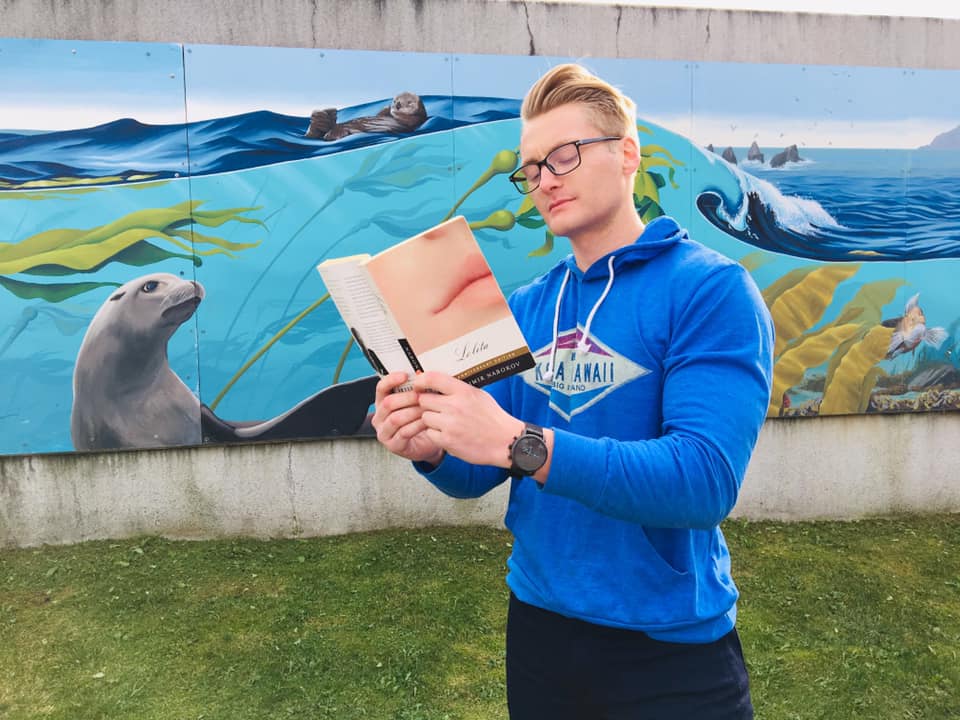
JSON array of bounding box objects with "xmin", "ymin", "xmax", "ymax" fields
[{"xmin": 521, "ymin": 63, "xmax": 639, "ymax": 146}]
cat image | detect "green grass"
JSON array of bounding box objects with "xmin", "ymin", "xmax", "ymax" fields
[{"xmin": 1, "ymin": 516, "xmax": 958, "ymax": 719}]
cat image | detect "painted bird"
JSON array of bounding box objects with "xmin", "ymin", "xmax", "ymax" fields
[{"xmin": 881, "ymin": 293, "xmax": 947, "ymax": 360}]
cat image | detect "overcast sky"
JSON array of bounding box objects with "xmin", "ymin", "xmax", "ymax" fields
[{"xmin": 533, "ymin": 0, "xmax": 960, "ymax": 19}]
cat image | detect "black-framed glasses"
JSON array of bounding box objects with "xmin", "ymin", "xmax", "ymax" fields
[{"xmin": 508, "ymin": 136, "xmax": 623, "ymax": 194}]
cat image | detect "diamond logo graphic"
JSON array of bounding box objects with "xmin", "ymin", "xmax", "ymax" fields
[{"xmin": 522, "ymin": 327, "xmax": 649, "ymax": 420}]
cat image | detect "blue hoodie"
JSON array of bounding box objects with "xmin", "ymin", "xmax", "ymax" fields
[{"xmin": 418, "ymin": 216, "xmax": 774, "ymax": 643}]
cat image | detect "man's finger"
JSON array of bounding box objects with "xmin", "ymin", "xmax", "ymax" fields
[
  {"xmin": 411, "ymin": 371, "xmax": 462, "ymax": 395},
  {"xmin": 375, "ymin": 371, "xmax": 413, "ymax": 402},
  {"xmin": 420, "ymin": 407, "xmax": 446, "ymax": 431},
  {"xmin": 376, "ymin": 404, "xmax": 423, "ymax": 438}
]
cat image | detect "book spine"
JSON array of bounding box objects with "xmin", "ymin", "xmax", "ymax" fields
[{"xmin": 397, "ymin": 338, "xmax": 424, "ymax": 373}]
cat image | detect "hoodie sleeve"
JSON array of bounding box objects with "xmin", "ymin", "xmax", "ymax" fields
[
  {"xmin": 543, "ymin": 263, "xmax": 774, "ymax": 529},
  {"xmin": 414, "ymin": 453, "xmax": 508, "ymax": 498}
]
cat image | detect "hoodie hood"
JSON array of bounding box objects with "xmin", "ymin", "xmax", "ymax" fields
[
  {"xmin": 562, "ymin": 215, "xmax": 688, "ymax": 279},
  {"xmin": 542, "ymin": 216, "xmax": 688, "ymax": 380}
]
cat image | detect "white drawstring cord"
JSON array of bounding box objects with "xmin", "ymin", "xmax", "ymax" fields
[
  {"xmin": 541, "ymin": 268, "xmax": 570, "ymax": 382},
  {"xmin": 577, "ymin": 255, "xmax": 616, "ymax": 355},
  {"xmin": 542, "ymin": 255, "xmax": 615, "ymax": 380}
]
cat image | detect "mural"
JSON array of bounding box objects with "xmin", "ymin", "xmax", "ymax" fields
[{"xmin": 1, "ymin": 40, "xmax": 959, "ymax": 456}]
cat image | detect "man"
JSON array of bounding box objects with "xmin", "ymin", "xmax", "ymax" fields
[{"xmin": 372, "ymin": 63, "xmax": 774, "ymax": 719}]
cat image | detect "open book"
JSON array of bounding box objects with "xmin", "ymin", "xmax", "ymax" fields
[{"xmin": 317, "ymin": 215, "xmax": 535, "ymax": 390}]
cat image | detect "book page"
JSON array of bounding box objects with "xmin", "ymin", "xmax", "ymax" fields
[
  {"xmin": 316, "ymin": 256, "xmax": 368, "ymax": 334},
  {"xmin": 317, "ymin": 258, "xmax": 417, "ymax": 379}
]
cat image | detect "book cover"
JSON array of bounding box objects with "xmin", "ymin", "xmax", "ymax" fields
[{"xmin": 317, "ymin": 216, "xmax": 535, "ymax": 389}]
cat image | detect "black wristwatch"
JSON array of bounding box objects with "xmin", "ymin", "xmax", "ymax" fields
[{"xmin": 508, "ymin": 423, "xmax": 548, "ymax": 479}]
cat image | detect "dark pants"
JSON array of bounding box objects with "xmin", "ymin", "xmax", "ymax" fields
[{"xmin": 506, "ymin": 593, "xmax": 754, "ymax": 720}]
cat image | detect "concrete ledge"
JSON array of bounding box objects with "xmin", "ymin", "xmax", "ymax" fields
[
  {"xmin": 3, "ymin": 412, "xmax": 959, "ymax": 547},
  {"xmin": 739, "ymin": 412, "xmax": 960, "ymax": 520},
  {"xmin": 0, "ymin": 439, "xmax": 509, "ymax": 547}
]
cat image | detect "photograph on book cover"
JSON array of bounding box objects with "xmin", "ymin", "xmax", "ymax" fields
[{"xmin": 364, "ymin": 217, "xmax": 514, "ymax": 353}]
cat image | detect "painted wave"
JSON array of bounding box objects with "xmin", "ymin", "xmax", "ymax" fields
[
  {"xmin": 696, "ymin": 153, "xmax": 960, "ymax": 262},
  {"xmin": 0, "ymin": 95, "xmax": 521, "ymax": 188}
]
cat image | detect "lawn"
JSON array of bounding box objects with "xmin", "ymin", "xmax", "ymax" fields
[{"xmin": 1, "ymin": 516, "xmax": 958, "ymax": 719}]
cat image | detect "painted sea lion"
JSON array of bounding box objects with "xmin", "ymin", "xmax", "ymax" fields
[
  {"xmin": 71, "ymin": 272, "xmax": 378, "ymax": 451},
  {"xmin": 305, "ymin": 92, "xmax": 428, "ymax": 141},
  {"xmin": 199, "ymin": 375, "xmax": 378, "ymax": 443},
  {"xmin": 71, "ymin": 273, "xmax": 205, "ymax": 451}
]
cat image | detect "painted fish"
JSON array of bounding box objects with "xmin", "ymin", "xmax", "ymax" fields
[{"xmin": 882, "ymin": 293, "xmax": 948, "ymax": 360}]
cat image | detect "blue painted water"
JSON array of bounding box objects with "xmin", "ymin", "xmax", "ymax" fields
[{"xmin": 0, "ymin": 96, "xmax": 520, "ymax": 186}]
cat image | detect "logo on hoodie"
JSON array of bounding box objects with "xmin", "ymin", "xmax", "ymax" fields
[{"xmin": 524, "ymin": 327, "xmax": 649, "ymax": 420}]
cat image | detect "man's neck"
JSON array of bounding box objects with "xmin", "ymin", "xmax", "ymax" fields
[{"xmin": 569, "ymin": 206, "xmax": 645, "ymax": 271}]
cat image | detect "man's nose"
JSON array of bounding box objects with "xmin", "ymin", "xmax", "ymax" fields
[{"xmin": 538, "ymin": 165, "xmax": 562, "ymax": 191}]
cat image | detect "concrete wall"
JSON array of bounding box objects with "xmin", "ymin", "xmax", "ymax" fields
[
  {"xmin": 2, "ymin": 0, "xmax": 959, "ymax": 546},
  {"xmin": 4, "ymin": 0, "xmax": 959, "ymax": 69}
]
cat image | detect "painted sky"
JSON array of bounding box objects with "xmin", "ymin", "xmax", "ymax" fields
[{"xmin": 1, "ymin": 38, "xmax": 958, "ymax": 149}]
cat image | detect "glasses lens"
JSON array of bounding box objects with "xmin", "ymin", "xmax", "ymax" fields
[
  {"xmin": 510, "ymin": 165, "xmax": 539, "ymax": 194},
  {"xmin": 545, "ymin": 142, "xmax": 581, "ymax": 176}
]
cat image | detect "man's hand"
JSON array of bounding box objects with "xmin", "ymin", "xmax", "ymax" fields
[
  {"xmin": 371, "ymin": 372, "xmax": 445, "ymax": 466},
  {"xmin": 412, "ymin": 371, "xmax": 522, "ymax": 469}
]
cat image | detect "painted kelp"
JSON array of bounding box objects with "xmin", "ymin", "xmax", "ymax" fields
[{"xmin": 0, "ymin": 200, "xmax": 262, "ymax": 302}]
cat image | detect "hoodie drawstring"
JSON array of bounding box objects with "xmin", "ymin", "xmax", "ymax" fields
[
  {"xmin": 578, "ymin": 255, "xmax": 616, "ymax": 354},
  {"xmin": 542, "ymin": 255, "xmax": 616, "ymax": 382},
  {"xmin": 542, "ymin": 269, "xmax": 570, "ymax": 382}
]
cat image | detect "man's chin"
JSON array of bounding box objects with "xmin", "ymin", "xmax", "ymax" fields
[
  {"xmin": 543, "ymin": 210, "xmax": 574, "ymax": 236},
  {"xmin": 544, "ymin": 217, "xmax": 578, "ymax": 240}
]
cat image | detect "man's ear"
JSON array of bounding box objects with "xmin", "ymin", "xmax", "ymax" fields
[{"xmin": 621, "ymin": 136, "xmax": 642, "ymax": 176}]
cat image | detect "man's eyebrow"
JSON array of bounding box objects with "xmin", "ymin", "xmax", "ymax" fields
[
  {"xmin": 517, "ymin": 149, "xmax": 539, "ymax": 166},
  {"xmin": 518, "ymin": 139, "xmax": 574, "ymax": 166}
]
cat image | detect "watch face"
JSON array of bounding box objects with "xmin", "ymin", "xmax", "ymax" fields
[{"xmin": 513, "ymin": 435, "xmax": 547, "ymax": 473}]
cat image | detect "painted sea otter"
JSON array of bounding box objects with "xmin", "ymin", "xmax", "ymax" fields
[{"xmin": 305, "ymin": 92, "xmax": 428, "ymax": 141}]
